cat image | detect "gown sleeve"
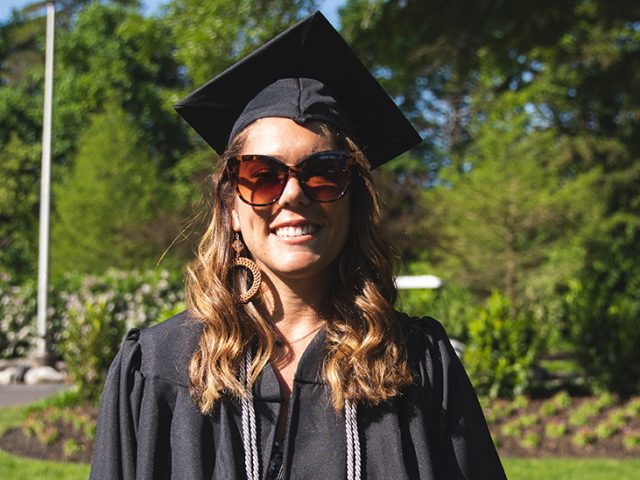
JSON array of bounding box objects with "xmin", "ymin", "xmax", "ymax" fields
[
  {"xmin": 90, "ymin": 328, "xmax": 144, "ymax": 480},
  {"xmin": 410, "ymin": 316, "xmax": 507, "ymax": 480}
]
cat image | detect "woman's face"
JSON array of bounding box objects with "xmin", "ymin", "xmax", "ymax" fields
[{"xmin": 230, "ymin": 117, "xmax": 350, "ymax": 287}]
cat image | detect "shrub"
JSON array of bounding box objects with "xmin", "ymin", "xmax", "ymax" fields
[
  {"xmin": 520, "ymin": 432, "xmax": 541, "ymax": 449},
  {"xmin": 569, "ymin": 399, "xmax": 601, "ymax": 427},
  {"xmin": 500, "ymin": 420, "xmax": 522, "ymax": 438},
  {"xmin": 566, "ymin": 235, "xmax": 640, "ymax": 395},
  {"xmin": 623, "ymin": 430, "xmax": 640, "ymax": 450},
  {"xmin": 512, "ymin": 395, "xmax": 530, "ymax": 410},
  {"xmin": 572, "ymin": 427, "xmax": 596, "ymax": 447},
  {"xmin": 545, "ymin": 420, "xmax": 567, "ymax": 439},
  {"xmin": 551, "ymin": 391, "xmax": 572, "ymax": 410},
  {"xmin": 397, "ymin": 282, "xmax": 478, "ymax": 342},
  {"xmin": 518, "ymin": 414, "xmax": 539, "ymax": 428},
  {"xmin": 464, "ymin": 290, "xmax": 544, "ymax": 398},
  {"xmin": 56, "ymin": 269, "xmax": 185, "ymax": 401},
  {"xmin": 0, "ymin": 274, "xmax": 37, "ymax": 357},
  {"xmin": 607, "ymin": 408, "xmax": 627, "ymax": 428},
  {"xmin": 595, "ymin": 420, "xmax": 619, "ymax": 440},
  {"xmin": 60, "ymin": 298, "xmax": 127, "ymax": 402},
  {"xmin": 624, "ymin": 397, "xmax": 640, "ymax": 417},
  {"xmin": 594, "ymin": 391, "xmax": 616, "ymax": 409},
  {"xmin": 0, "ymin": 269, "xmax": 186, "ymax": 360}
]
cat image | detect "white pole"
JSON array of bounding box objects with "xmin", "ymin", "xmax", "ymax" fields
[{"xmin": 36, "ymin": 1, "xmax": 55, "ymax": 362}]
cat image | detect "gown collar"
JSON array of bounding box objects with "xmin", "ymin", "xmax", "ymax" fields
[{"xmin": 252, "ymin": 328, "xmax": 327, "ymax": 402}]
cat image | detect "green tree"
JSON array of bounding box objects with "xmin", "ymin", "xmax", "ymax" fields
[
  {"xmin": 0, "ymin": 134, "xmax": 40, "ymax": 278},
  {"xmin": 424, "ymin": 87, "xmax": 600, "ymax": 311},
  {"xmin": 53, "ymin": 3, "xmax": 187, "ymax": 167},
  {"xmin": 166, "ymin": 0, "xmax": 318, "ymax": 87},
  {"xmin": 341, "ymin": 0, "xmax": 640, "ymax": 267},
  {"xmin": 52, "ymin": 101, "xmax": 162, "ymax": 276}
]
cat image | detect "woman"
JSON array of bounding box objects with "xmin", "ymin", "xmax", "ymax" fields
[{"xmin": 90, "ymin": 12, "xmax": 506, "ymax": 480}]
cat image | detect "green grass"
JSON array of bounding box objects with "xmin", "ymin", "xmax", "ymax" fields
[
  {"xmin": 1, "ymin": 453, "xmax": 637, "ymax": 480},
  {"xmin": 0, "ymin": 450, "xmax": 89, "ymax": 479},
  {"xmin": 0, "ymin": 405, "xmax": 26, "ymax": 435},
  {"xmin": 0, "ymin": 388, "xmax": 91, "ymax": 479},
  {"xmin": 503, "ymin": 457, "xmax": 640, "ymax": 480}
]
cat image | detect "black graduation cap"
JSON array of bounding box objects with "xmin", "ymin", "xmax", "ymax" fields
[{"xmin": 173, "ymin": 11, "xmax": 421, "ymax": 169}]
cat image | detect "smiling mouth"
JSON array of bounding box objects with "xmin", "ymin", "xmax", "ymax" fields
[{"xmin": 274, "ymin": 224, "xmax": 319, "ymax": 238}]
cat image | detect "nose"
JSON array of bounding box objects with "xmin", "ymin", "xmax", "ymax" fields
[{"xmin": 277, "ymin": 174, "xmax": 311, "ymax": 207}]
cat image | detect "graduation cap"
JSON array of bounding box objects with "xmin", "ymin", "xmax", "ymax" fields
[{"xmin": 174, "ymin": 11, "xmax": 421, "ymax": 169}]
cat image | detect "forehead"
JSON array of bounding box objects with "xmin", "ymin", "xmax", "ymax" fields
[{"xmin": 239, "ymin": 117, "xmax": 339, "ymax": 160}]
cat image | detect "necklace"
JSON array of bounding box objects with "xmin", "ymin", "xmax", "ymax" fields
[{"xmin": 274, "ymin": 324, "xmax": 324, "ymax": 347}]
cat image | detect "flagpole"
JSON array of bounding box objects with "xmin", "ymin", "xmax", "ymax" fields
[{"xmin": 36, "ymin": 0, "xmax": 55, "ymax": 363}]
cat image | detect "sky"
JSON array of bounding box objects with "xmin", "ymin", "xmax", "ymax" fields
[{"xmin": 0, "ymin": 0, "xmax": 343, "ymax": 28}]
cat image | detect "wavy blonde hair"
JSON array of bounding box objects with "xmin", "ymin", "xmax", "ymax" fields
[{"xmin": 186, "ymin": 123, "xmax": 412, "ymax": 412}]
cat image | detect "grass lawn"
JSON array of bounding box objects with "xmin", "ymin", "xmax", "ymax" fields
[
  {"xmin": 0, "ymin": 405, "xmax": 25, "ymax": 435},
  {"xmin": 503, "ymin": 457, "xmax": 640, "ymax": 479},
  {"xmin": 0, "ymin": 454, "xmax": 638, "ymax": 480},
  {"xmin": 0, "ymin": 450, "xmax": 89, "ymax": 480}
]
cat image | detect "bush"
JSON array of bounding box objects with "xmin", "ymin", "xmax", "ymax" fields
[
  {"xmin": 0, "ymin": 273, "xmax": 37, "ymax": 358},
  {"xmin": 60, "ymin": 299, "xmax": 126, "ymax": 402},
  {"xmin": 464, "ymin": 290, "xmax": 544, "ymax": 398},
  {"xmin": 0, "ymin": 269, "xmax": 185, "ymax": 369},
  {"xmin": 566, "ymin": 221, "xmax": 640, "ymax": 395},
  {"xmin": 397, "ymin": 283, "xmax": 478, "ymax": 342},
  {"xmin": 56, "ymin": 270, "xmax": 186, "ymax": 402},
  {"xmin": 566, "ymin": 274, "xmax": 640, "ymax": 395}
]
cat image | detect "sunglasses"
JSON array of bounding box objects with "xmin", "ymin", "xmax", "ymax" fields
[{"xmin": 227, "ymin": 150, "xmax": 355, "ymax": 206}]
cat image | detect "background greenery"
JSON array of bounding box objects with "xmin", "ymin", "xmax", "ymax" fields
[{"xmin": 1, "ymin": 0, "xmax": 639, "ymax": 397}]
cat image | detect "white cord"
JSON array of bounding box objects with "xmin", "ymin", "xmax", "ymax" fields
[
  {"xmin": 241, "ymin": 350, "xmax": 259, "ymax": 480},
  {"xmin": 345, "ymin": 399, "xmax": 361, "ymax": 480}
]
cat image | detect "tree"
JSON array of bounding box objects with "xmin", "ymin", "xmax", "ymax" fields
[
  {"xmin": 52, "ymin": 101, "xmax": 162, "ymax": 276},
  {"xmin": 0, "ymin": 134, "xmax": 40, "ymax": 278},
  {"xmin": 53, "ymin": 3, "xmax": 187, "ymax": 168},
  {"xmin": 424, "ymin": 87, "xmax": 600, "ymax": 310},
  {"xmin": 166, "ymin": 0, "xmax": 318, "ymax": 87},
  {"xmin": 340, "ymin": 0, "xmax": 640, "ymax": 266}
]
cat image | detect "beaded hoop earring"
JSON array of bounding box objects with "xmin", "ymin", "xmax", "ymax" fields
[{"xmin": 231, "ymin": 233, "xmax": 262, "ymax": 304}]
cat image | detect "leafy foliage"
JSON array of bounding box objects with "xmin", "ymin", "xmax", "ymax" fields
[
  {"xmin": 0, "ymin": 273, "xmax": 37, "ymax": 358},
  {"xmin": 0, "ymin": 269, "xmax": 185, "ymax": 361},
  {"xmin": 566, "ymin": 221, "xmax": 640, "ymax": 395},
  {"xmin": 0, "ymin": 135, "xmax": 40, "ymax": 280},
  {"xmin": 52, "ymin": 101, "xmax": 162, "ymax": 276},
  {"xmin": 397, "ymin": 274, "xmax": 477, "ymax": 342},
  {"xmin": 166, "ymin": 0, "xmax": 318, "ymax": 87},
  {"xmin": 465, "ymin": 290, "xmax": 544, "ymax": 398}
]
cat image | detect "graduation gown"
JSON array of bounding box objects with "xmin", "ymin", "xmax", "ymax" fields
[{"xmin": 90, "ymin": 311, "xmax": 506, "ymax": 480}]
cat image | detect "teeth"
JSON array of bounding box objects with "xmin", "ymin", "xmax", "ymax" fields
[{"xmin": 275, "ymin": 224, "xmax": 318, "ymax": 238}]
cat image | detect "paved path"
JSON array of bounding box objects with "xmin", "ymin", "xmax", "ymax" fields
[{"xmin": 0, "ymin": 384, "xmax": 72, "ymax": 408}]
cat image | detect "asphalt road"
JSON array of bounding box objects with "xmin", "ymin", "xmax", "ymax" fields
[{"xmin": 0, "ymin": 383, "xmax": 72, "ymax": 407}]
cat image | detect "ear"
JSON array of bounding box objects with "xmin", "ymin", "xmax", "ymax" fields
[{"xmin": 231, "ymin": 207, "xmax": 241, "ymax": 232}]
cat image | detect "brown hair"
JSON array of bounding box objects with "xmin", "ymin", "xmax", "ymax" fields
[{"xmin": 186, "ymin": 123, "xmax": 412, "ymax": 412}]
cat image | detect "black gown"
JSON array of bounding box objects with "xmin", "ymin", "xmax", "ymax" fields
[{"xmin": 89, "ymin": 311, "xmax": 507, "ymax": 480}]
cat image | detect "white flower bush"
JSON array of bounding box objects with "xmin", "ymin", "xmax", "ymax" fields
[{"xmin": 0, "ymin": 269, "xmax": 186, "ymax": 360}]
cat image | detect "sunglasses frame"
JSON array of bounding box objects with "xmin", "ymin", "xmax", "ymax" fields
[{"xmin": 227, "ymin": 150, "xmax": 356, "ymax": 206}]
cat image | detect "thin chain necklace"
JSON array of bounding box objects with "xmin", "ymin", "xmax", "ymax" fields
[{"xmin": 274, "ymin": 323, "xmax": 324, "ymax": 347}]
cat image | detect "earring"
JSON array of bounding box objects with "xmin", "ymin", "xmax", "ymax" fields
[{"xmin": 231, "ymin": 233, "xmax": 262, "ymax": 304}]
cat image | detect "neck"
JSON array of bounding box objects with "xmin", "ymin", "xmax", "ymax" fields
[{"xmin": 259, "ymin": 272, "xmax": 331, "ymax": 342}]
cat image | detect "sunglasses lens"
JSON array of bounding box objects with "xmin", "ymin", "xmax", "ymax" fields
[
  {"xmin": 236, "ymin": 156, "xmax": 286, "ymax": 205},
  {"xmin": 231, "ymin": 152, "xmax": 353, "ymax": 206},
  {"xmin": 301, "ymin": 153, "xmax": 352, "ymax": 202}
]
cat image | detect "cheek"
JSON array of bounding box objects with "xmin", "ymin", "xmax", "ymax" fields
[{"xmin": 232, "ymin": 199, "xmax": 271, "ymax": 235}]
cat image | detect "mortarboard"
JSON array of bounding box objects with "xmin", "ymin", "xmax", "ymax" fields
[{"xmin": 173, "ymin": 11, "xmax": 421, "ymax": 169}]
